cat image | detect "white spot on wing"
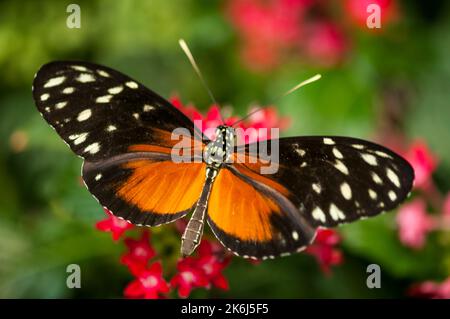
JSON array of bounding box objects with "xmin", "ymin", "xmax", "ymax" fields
[
  {"xmin": 62, "ymin": 87, "xmax": 75, "ymax": 94},
  {"xmin": 107, "ymin": 125, "xmax": 117, "ymax": 132},
  {"xmin": 95, "ymin": 174, "xmax": 102, "ymax": 181},
  {"xmin": 108, "ymin": 86, "xmax": 123, "ymax": 95},
  {"xmin": 323, "ymin": 138, "xmax": 335, "ymax": 145},
  {"xmin": 143, "ymin": 104, "xmax": 155, "ymax": 112},
  {"xmin": 133, "ymin": 113, "xmax": 139, "ymax": 119},
  {"xmin": 372, "ymin": 172, "xmax": 383, "ymax": 184},
  {"xmin": 329, "ymin": 203, "xmax": 345, "ymax": 221},
  {"xmin": 69, "ymin": 132, "xmax": 88, "ymax": 145},
  {"xmin": 55, "ymin": 101, "xmax": 67, "ymax": 109},
  {"xmin": 312, "ymin": 207, "xmax": 326, "ymax": 222},
  {"xmin": 76, "ymin": 73, "xmax": 95, "ymax": 83},
  {"xmin": 332, "ymin": 147, "xmax": 343, "ymax": 159},
  {"xmin": 97, "ymin": 70, "xmax": 110, "ymax": 77},
  {"xmin": 96, "ymin": 95, "xmax": 113, "ymax": 103},
  {"xmin": 44, "ymin": 76, "xmax": 66, "ymax": 88},
  {"xmin": 312, "ymin": 183, "xmax": 321, "ymax": 194},
  {"xmin": 292, "ymin": 231, "xmax": 299, "ymax": 240},
  {"xmin": 386, "ymin": 168, "xmax": 400, "ymax": 188},
  {"xmin": 71, "ymin": 65, "xmax": 88, "ymax": 71},
  {"xmin": 296, "ymin": 148, "xmax": 306, "ymax": 156},
  {"xmin": 361, "ymin": 153, "xmax": 378, "ymax": 166},
  {"xmin": 84, "ymin": 142, "xmax": 100, "ymax": 154},
  {"xmin": 375, "ymin": 150, "xmax": 392, "ymax": 158},
  {"xmin": 77, "ymin": 109, "xmax": 92, "ymax": 122},
  {"xmin": 334, "ymin": 159, "xmax": 349, "ymax": 175},
  {"xmin": 125, "ymin": 81, "xmax": 138, "ymax": 89},
  {"xmin": 368, "ymin": 189, "xmax": 377, "ymax": 200},
  {"xmin": 40, "ymin": 93, "xmax": 50, "ymax": 101},
  {"xmin": 388, "ymin": 190, "xmax": 397, "ymax": 201},
  {"xmin": 352, "ymin": 144, "xmax": 365, "ymax": 149},
  {"xmin": 340, "ymin": 182, "xmax": 352, "ymax": 200}
]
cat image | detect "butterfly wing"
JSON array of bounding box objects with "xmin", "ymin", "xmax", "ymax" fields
[
  {"xmin": 33, "ymin": 61, "xmax": 206, "ymax": 225},
  {"xmin": 238, "ymin": 136, "xmax": 414, "ymax": 227},
  {"xmin": 207, "ymin": 167, "xmax": 316, "ymax": 259},
  {"xmin": 207, "ymin": 136, "xmax": 413, "ymax": 258},
  {"xmin": 32, "ymin": 61, "xmax": 204, "ymax": 160}
]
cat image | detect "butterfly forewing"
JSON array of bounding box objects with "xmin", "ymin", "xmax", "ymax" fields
[
  {"xmin": 238, "ymin": 136, "xmax": 414, "ymax": 228},
  {"xmin": 32, "ymin": 61, "xmax": 202, "ymax": 161}
]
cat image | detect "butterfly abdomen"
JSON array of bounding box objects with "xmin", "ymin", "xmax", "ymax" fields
[{"xmin": 181, "ymin": 167, "xmax": 217, "ymax": 256}]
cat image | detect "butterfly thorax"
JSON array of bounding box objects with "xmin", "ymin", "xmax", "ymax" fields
[{"xmin": 204, "ymin": 125, "xmax": 235, "ymax": 169}]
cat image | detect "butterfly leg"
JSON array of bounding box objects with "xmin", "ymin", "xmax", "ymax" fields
[{"xmin": 181, "ymin": 167, "xmax": 218, "ymax": 256}]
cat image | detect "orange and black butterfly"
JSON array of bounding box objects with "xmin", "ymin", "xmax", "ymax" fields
[{"xmin": 32, "ymin": 61, "xmax": 414, "ymax": 260}]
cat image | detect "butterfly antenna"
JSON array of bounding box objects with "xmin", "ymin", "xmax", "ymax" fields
[
  {"xmin": 179, "ymin": 39, "xmax": 225, "ymax": 124},
  {"xmin": 231, "ymin": 74, "xmax": 322, "ymax": 127}
]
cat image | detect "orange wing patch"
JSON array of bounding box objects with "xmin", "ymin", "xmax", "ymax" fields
[
  {"xmin": 117, "ymin": 161, "xmax": 205, "ymax": 214},
  {"xmin": 208, "ymin": 169, "xmax": 281, "ymax": 242}
]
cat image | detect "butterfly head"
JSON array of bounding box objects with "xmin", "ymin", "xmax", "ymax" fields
[{"xmin": 204, "ymin": 125, "xmax": 236, "ymax": 169}]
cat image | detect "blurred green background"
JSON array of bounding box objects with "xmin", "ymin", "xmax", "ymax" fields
[{"xmin": 1, "ymin": 0, "xmax": 450, "ymax": 298}]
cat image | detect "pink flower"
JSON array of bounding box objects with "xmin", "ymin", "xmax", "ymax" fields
[
  {"xmin": 124, "ymin": 262, "xmax": 170, "ymax": 299},
  {"xmin": 404, "ymin": 140, "xmax": 438, "ymax": 190},
  {"xmin": 443, "ymin": 193, "xmax": 450, "ymax": 225},
  {"xmin": 170, "ymin": 257, "xmax": 210, "ymax": 298},
  {"xmin": 171, "ymin": 96, "xmax": 289, "ymax": 142},
  {"xmin": 306, "ymin": 229, "xmax": 343, "ymax": 273},
  {"xmin": 345, "ymin": 0, "xmax": 398, "ymax": 29},
  {"xmin": 197, "ymin": 240, "xmax": 231, "ymax": 290},
  {"xmin": 409, "ymin": 277, "xmax": 450, "ymax": 299},
  {"xmin": 170, "ymin": 240, "xmax": 231, "ymax": 298},
  {"xmin": 303, "ymin": 21, "xmax": 348, "ymax": 67},
  {"xmin": 227, "ymin": 0, "xmax": 310, "ymax": 71},
  {"xmin": 227, "ymin": 0, "xmax": 350, "ymax": 70},
  {"xmin": 396, "ymin": 199, "xmax": 435, "ymax": 249},
  {"xmin": 95, "ymin": 208, "xmax": 134, "ymax": 241},
  {"xmin": 121, "ymin": 230, "xmax": 156, "ymax": 274}
]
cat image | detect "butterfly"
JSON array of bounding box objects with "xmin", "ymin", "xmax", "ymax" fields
[{"xmin": 32, "ymin": 61, "xmax": 414, "ymax": 260}]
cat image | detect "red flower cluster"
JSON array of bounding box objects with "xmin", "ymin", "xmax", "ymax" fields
[
  {"xmin": 394, "ymin": 140, "xmax": 440, "ymax": 249},
  {"xmin": 396, "ymin": 199, "xmax": 435, "ymax": 250},
  {"xmin": 96, "ymin": 208, "xmax": 134, "ymax": 241},
  {"xmin": 345, "ymin": 0, "xmax": 398, "ymax": 29},
  {"xmin": 388, "ymin": 139, "xmax": 450, "ymax": 297},
  {"xmin": 171, "ymin": 96, "xmax": 290, "ymax": 142},
  {"xmin": 409, "ymin": 277, "xmax": 450, "ymax": 299},
  {"xmin": 124, "ymin": 262, "xmax": 170, "ymax": 299},
  {"xmin": 226, "ymin": 0, "xmax": 399, "ymax": 71},
  {"xmin": 404, "ymin": 140, "xmax": 438, "ymax": 190},
  {"xmin": 306, "ymin": 229, "xmax": 343, "ymax": 274},
  {"xmin": 171, "ymin": 240, "xmax": 231, "ymax": 298},
  {"xmin": 96, "ymin": 207, "xmax": 232, "ymax": 298},
  {"xmin": 121, "ymin": 230, "xmax": 156, "ymax": 274}
]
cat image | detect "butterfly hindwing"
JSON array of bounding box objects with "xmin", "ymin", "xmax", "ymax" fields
[
  {"xmin": 83, "ymin": 157, "xmax": 206, "ymax": 226},
  {"xmin": 237, "ymin": 136, "xmax": 414, "ymax": 228},
  {"xmin": 207, "ymin": 166, "xmax": 316, "ymax": 259}
]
